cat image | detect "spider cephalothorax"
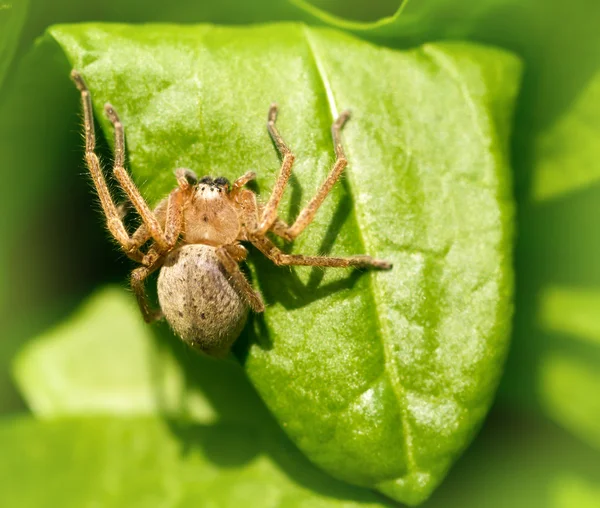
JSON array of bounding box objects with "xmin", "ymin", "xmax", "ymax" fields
[{"xmin": 71, "ymin": 69, "xmax": 392, "ymax": 356}]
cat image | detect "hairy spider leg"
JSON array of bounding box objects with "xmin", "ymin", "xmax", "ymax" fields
[
  {"xmin": 237, "ymin": 185, "xmax": 391, "ymax": 269},
  {"xmin": 216, "ymin": 246, "xmax": 265, "ymax": 312},
  {"xmin": 257, "ymin": 105, "xmax": 352, "ymax": 243},
  {"xmin": 103, "ymin": 102, "xmax": 176, "ymax": 253},
  {"xmin": 131, "ymin": 188, "xmax": 186, "ymax": 321},
  {"xmin": 71, "ymin": 70, "xmax": 151, "ymax": 263},
  {"xmin": 256, "ymin": 104, "xmax": 295, "ymax": 234},
  {"xmin": 284, "ymin": 110, "xmax": 351, "ymax": 241}
]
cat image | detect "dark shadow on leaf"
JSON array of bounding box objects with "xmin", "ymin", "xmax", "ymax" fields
[
  {"xmin": 253, "ymin": 252, "xmax": 364, "ymax": 310},
  {"xmin": 306, "ymin": 191, "xmax": 353, "ymax": 289},
  {"xmin": 285, "ymin": 171, "xmax": 303, "ymax": 225},
  {"xmin": 166, "ymin": 420, "xmax": 262, "ymax": 467}
]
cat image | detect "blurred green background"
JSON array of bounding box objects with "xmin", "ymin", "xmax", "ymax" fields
[{"xmin": 1, "ymin": 0, "xmax": 600, "ymax": 506}]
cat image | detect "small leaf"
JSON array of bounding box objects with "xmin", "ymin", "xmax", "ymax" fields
[
  {"xmin": 297, "ymin": 0, "xmax": 400, "ymax": 23},
  {"xmin": 540, "ymin": 354, "xmax": 600, "ymax": 452},
  {"xmin": 539, "ymin": 287, "xmax": 600, "ymax": 348},
  {"xmin": 50, "ymin": 23, "xmax": 520, "ymax": 504},
  {"xmin": 0, "ymin": 416, "xmax": 389, "ymax": 508}
]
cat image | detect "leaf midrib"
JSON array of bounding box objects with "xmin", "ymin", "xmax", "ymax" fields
[{"xmin": 302, "ymin": 25, "xmax": 418, "ymax": 478}]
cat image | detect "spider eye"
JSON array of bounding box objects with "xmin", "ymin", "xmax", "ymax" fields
[
  {"xmin": 214, "ymin": 176, "xmax": 231, "ymax": 191},
  {"xmin": 177, "ymin": 169, "xmax": 198, "ymax": 185},
  {"xmin": 185, "ymin": 174, "xmax": 197, "ymax": 185}
]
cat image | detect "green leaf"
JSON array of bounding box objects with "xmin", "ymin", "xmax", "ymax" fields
[
  {"xmin": 304, "ymin": 0, "xmax": 600, "ymax": 465},
  {"xmin": 13, "ymin": 286, "xmax": 214, "ymax": 421},
  {"xmin": 0, "ymin": 416, "xmax": 389, "ymax": 507},
  {"xmin": 532, "ymin": 73, "xmax": 600, "ymax": 201},
  {"xmin": 13, "ymin": 286, "xmax": 276, "ymax": 428},
  {"xmin": 48, "ymin": 23, "xmax": 520, "ymax": 505},
  {"xmin": 290, "ymin": 0, "xmax": 509, "ymax": 40}
]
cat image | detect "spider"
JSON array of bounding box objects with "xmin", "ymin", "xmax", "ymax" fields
[{"xmin": 71, "ymin": 70, "xmax": 392, "ymax": 356}]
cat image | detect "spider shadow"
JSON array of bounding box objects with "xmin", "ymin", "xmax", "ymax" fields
[
  {"xmin": 234, "ymin": 190, "xmax": 363, "ymax": 359},
  {"xmin": 256, "ymin": 190, "xmax": 360, "ymax": 310}
]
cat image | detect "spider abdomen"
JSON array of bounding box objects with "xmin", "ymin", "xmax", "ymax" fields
[{"xmin": 157, "ymin": 244, "xmax": 249, "ymax": 356}]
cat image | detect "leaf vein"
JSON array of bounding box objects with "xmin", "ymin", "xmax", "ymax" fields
[{"xmin": 303, "ymin": 25, "xmax": 418, "ymax": 476}]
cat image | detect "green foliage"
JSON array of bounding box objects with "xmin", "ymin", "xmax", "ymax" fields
[
  {"xmin": 11, "ymin": 286, "xmax": 600, "ymax": 508},
  {"xmin": 0, "ymin": 416, "xmax": 388, "ymax": 507},
  {"xmin": 1, "ymin": 0, "xmax": 600, "ymax": 507},
  {"xmin": 13, "ymin": 287, "xmax": 219, "ymax": 422},
  {"xmin": 35, "ymin": 23, "xmax": 518, "ymax": 504}
]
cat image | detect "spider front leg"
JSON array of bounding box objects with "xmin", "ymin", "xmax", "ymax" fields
[
  {"xmin": 103, "ymin": 102, "xmax": 174, "ymax": 253},
  {"xmin": 256, "ymin": 104, "xmax": 295, "ymax": 235},
  {"xmin": 284, "ymin": 110, "xmax": 351, "ymax": 241},
  {"xmin": 71, "ymin": 70, "xmax": 147, "ymax": 263}
]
